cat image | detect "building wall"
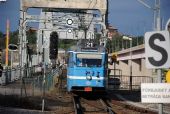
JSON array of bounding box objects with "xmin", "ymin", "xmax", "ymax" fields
[{"xmin": 109, "ymin": 58, "xmax": 157, "ymax": 77}]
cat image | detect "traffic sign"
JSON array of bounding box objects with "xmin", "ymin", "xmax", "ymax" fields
[
  {"xmin": 145, "ymin": 30, "xmax": 170, "ymax": 69},
  {"xmin": 141, "ymin": 83, "xmax": 170, "ymax": 103}
]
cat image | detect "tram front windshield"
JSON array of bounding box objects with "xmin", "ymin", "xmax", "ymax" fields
[{"xmin": 76, "ymin": 53, "xmax": 102, "ymax": 67}]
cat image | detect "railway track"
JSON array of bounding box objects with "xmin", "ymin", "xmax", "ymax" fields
[
  {"xmin": 73, "ymin": 96, "xmax": 83, "ymax": 114},
  {"xmin": 109, "ymin": 99, "xmax": 157, "ymax": 114},
  {"xmin": 107, "ymin": 93, "xmax": 157, "ymax": 114},
  {"xmin": 99, "ymin": 99, "xmax": 115, "ymax": 114},
  {"xmin": 72, "ymin": 94, "xmax": 115, "ymax": 114},
  {"xmin": 71, "ymin": 92, "xmax": 159, "ymax": 114},
  {"xmin": 0, "ymin": 86, "xmax": 164, "ymax": 114}
]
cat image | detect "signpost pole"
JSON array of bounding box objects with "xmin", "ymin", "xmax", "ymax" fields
[
  {"xmin": 157, "ymin": 69, "xmax": 163, "ymax": 114},
  {"xmin": 144, "ymin": 3, "xmax": 170, "ymax": 114},
  {"xmin": 155, "ymin": 0, "xmax": 163, "ymax": 113}
]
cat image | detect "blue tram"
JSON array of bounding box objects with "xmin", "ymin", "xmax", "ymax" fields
[{"xmin": 67, "ymin": 45, "xmax": 108, "ymax": 92}]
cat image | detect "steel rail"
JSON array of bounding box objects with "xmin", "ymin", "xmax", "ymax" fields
[
  {"xmin": 73, "ymin": 96, "xmax": 84, "ymax": 114},
  {"xmin": 100, "ymin": 99, "xmax": 115, "ymax": 114}
]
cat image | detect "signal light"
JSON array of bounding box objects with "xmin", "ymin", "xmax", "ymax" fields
[
  {"xmin": 67, "ymin": 19, "xmax": 73, "ymax": 25},
  {"xmin": 109, "ymin": 53, "xmax": 117, "ymax": 65},
  {"xmin": 166, "ymin": 70, "xmax": 170, "ymax": 83},
  {"xmin": 67, "ymin": 29, "xmax": 72, "ymax": 33},
  {"xmin": 111, "ymin": 53, "xmax": 117, "ymax": 62},
  {"xmin": 49, "ymin": 31, "xmax": 58, "ymax": 59},
  {"xmin": 49, "ymin": 31, "xmax": 58, "ymax": 63},
  {"xmin": 8, "ymin": 44, "xmax": 18, "ymax": 51}
]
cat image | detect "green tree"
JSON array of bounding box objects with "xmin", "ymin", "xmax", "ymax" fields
[
  {"xmin": 26, "ymin": 29, "xmax": 37, "ymax": 44},
  {"xmin": 0, "ymin": 31, "xmax": 5, "ymax": 49},
  {"xmin": 110, "ymin": 35, "xmax": 123, "ymax": 52},
  {"xmin": 58, "ymin": 39, "xmax": 78, "ymax": 50},
  {"xmin": 137, "ymin": 36, "xmax": 144, "ymax": 45},
  {"xmin": 130, "ymin": 36, "xmax": 144, "ymax": 47},
  {"xmin": 10, "ymin": 30, "xmax": 19, "ymax": 45},
  {"xmin": 0, "ymin": 31, "xmax": 3, "ymax": 38}
]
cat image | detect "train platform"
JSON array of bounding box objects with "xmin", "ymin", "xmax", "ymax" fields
[{"xmin": 108, "ymin": 90, "xmax": 170, "ymax": 114}]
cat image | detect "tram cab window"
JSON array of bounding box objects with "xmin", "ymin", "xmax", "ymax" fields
[{"xmin": 76, "ymin": 53, "xmax": 102, "ymax": 67}]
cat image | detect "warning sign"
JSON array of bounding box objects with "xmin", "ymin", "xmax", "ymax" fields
[{"xmin": 141, "ymin": 83, "xmax": 170, "ymax": 103}]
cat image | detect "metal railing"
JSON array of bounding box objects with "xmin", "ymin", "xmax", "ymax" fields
[
  {"xmin": 108, "ymin": 69, "xmax": 154, "ymax": 90},
  {"xmin": 0, "ymin": 67, "xmax": 21, "ymax": 85},
  {"xmin": 119, "ymin": 75, "xmax": 154, "ymax": 90}
]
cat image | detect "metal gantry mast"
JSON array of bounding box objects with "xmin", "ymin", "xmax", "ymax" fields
[
  {"xmin": 137, "ymin": 0, "xmax": 161, "ymax": 30},
  {"xmin": 137, "ymin": 0, "xmax": 162, "ymax": 114},
  {"xmin": 19, "ymin": 0, "xmax": 108, "ymax": 112}
]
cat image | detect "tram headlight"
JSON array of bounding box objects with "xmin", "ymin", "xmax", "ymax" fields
[{"xmin": 86, "ymin": 76, "xmax": 92, "ymax": 80}]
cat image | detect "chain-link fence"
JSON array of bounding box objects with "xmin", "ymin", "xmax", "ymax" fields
[{"xmin": 0, "ymin": 65, "xmax": 61, "ymax": 97}]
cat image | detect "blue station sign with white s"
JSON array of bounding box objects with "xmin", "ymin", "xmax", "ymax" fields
[{"xmin": 145, "ymin": 30, "xmax": 170, "ymax": 69}]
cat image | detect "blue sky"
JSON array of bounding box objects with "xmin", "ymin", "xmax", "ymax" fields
[
  {"xmin": 0, "ymin": 0, "xmax": 170, "ymax": 36},
  {"xmin": 109, "ymin": 0, "xmax": 170, "ymax": 35}
]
